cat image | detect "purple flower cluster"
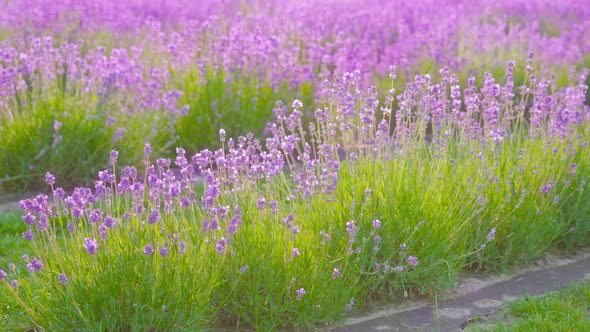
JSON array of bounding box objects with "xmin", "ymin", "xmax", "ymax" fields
[{"xmin": 83, "ymin": 238, "xmax": 99, "ymax": 255}]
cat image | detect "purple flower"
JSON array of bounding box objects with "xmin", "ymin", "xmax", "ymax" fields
[
  {"xmin": 8, "ymin": 263, "xmax": 15, "ymax": 271},
  {"xmin": 394, "ymin": 266, "xmax": 404, "ymax": 272},
  {"xmin": 407, "ymin": 256, "xmax": 419, "ymax": 267},
  {"xmin": 374, "ymin": 235, "xmax": 381, "ymax": 245},
  {"xmin": 109, "ymin": 149, "xmax": 119, "ymax": 164},
  {"xmin": 22, "ymin": 213, "xmax": 36, "ymax": 226},
  {"xmin": 83, "ymin": 238, "xmax": 98, "ymax": 255},
  {"xmin": 332, "ymin": 268, "xmax": 341, "ymax": 279},
  {"xmin": 216, "ymin": 238, "xmax": 228, "ymax": 254},
  {"xmin": 180, "ymin": 196, "xmax": 191, "ymax": 207},
  {"xmin": 346, "ymin": 220, "xmax": 357, "ymax": 234},
  {"xmin": 144, "ymin": 143, "xmax": 152, "ymax": 157},
  {"xmin": 292, "ymin": 248, "xmax": 300, "ymax": 258},
  {"xmin": 104, "ymin": 216, "xmax": 116, "ymax": 228},
  {"xmin": 219, "ymin": 129, "xmax": 226, "ymax": 142},
  {"xmin": 54, "ymin": 188, "xmax": 65, "ymax": 199},
  {"xmin": 487, "ymin": 228, "xmax": 496, "ymax": 241},
  {"xmin": 58, "ymin": 273, "xmax": 68, "ymax": 285},
  {"xmin": 89, "ymin": 209, "xmax": 102, "ymax": 224},
  {"xmin": 296, "ymin": 288, "xmax": 306, "ymax": 301},
  {"xmin": 0, "ymin": 269, "xmax": 6, "ymax": 280},
  {"xmin": 45, "ymin": 172, "xmax": 55, "ymax": 186},
  {"xmin": 67, "ymin": 222, "xmax": 75, "ymax": 232},
  {"xmin": 22, "ymin": 230, "xmax": 34, "ymax": 241},
  {"xmin": 372, "ymin": 219, "xmax": 381, "ymax": 229},
  {"xmin": 178, "ymin": 242, "xmax": 187, "ymax": 255},
  {"xmin": 99, "ymin": 224, "xmax": 107, "ymax": 240},
  {"xmin": 239, "ymin": 265, "xmax": 249, "ymax": 274},
  {"xmin": 345, "ymin": 298, "xmax": 355, "ymax": 313},
  {"xmin": 540, "ymin": 183, "xmax": 552, "ymax": 195},
  {"xmin": 27, "ymin": 257, "xmax": 43, "ymax": 272},
  {"xmin": 37, "ymin": 214, "xmax": 49, "ymax": 231},
  {"xmin": 159, "ymin": 247, "xmax": 168, "ymax": 257},
  {"xmin": 144, "ymin": 244, "xmax": 154, "ymax": 256},
  {"xmin": 257, "ymin": 197, "xmax": 266, "ymax": 210},
  {"xmin": 10, "ymin": 280, "xmax": 18, "ymax": 288},
  {"xmin": 148, "ymin": 210, "xmax": 160, "ymax": 224}
]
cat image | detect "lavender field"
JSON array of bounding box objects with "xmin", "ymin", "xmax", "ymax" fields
[{"xmin": 1, "ymin": 0, "xmax": 589, "ymax": 330}]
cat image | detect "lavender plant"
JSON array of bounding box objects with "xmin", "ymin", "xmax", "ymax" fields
[
  {"xmin": 2, "ymin": 61, "xmax": 588, "ymax": 329},
  {"xmin": 2, "ymin": 0, "xmax": 589, "ymax": 192}
]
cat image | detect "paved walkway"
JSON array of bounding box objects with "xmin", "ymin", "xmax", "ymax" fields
[
  {"xmin": 337, "ymin": 251, "xmax": 590, "ymax": 331},
  {"xmin": 0, "ymin": 194, "xmax": 24, "ymax": 213}
]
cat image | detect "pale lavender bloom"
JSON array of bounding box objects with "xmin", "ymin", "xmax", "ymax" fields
[
  {"xmin": 58, "ymin": 273, "xmax": 68, "ymax": 285},
  {"xmin": 83, "ymin": 238, "xmax": 98, "ymax": 255},
  {"xmin": 144, "ymin": 143, "xmax": 152, "ymax": 157},
  {"xmin": 178, "ymin": 242, "xmax": 186, "ymax": 255},
  {"xmin": 239, "ymin": 265, "xmax": 249, "ymax": 274},
  {"xmin": 67, "ymin": 222, "xmax": 75, "ymax": 232},
  {"xmin": 144, "ymin": 244, "xmax": 154, "ymax": 256},
  {"xmin": 283, "ymin": 214, "xmax": 294, "ymax": 227},
  {"xmin": 45, "ymin": 172, "xmax": 55, "ymax": 186},
  {"xmin": 346, "ymin": 220, "xmax": 357, "ymax": 234},
  {"xmin": 180, "ymin": 196, "xmax": 191, "ymax": 207},
  {"xmin": 296, "ymin": 288, "xmax": 306, "ymax": 300},
  {"xmin": 345, "ymin": 298, "xmax": 355, "ymax": 313},
  {"xmin": 540, "ymin": 183, "xmax": 552, "ymax": 194},
  {"xmin": 292, "ymin": 248, "xmax": 300, "ymax": 258},
  {"xmin": 112, "ymin": 128, "xmax": 126, "ymax": 143},
  {"xmin": 0, "ymin": 269, "xmax": 6, "ymax": 280},
  {"xmin": 22, "ymin": 213, "xmax": 35, "ymax": 225},
  {"xmin": 22, "ymin": 230, "xmax": 33, "ymax": 241},
  {"xmin": 487, "ymin": 228, "xmax": 496, "ymax": 241},
  {"xmin": 99, "ymin": 224, "xmax": 107, "ymax": 240},
  {"xmin": 10, "ymin": 280, "xmax": 18, "ymax": 288},
  {"xmin": 148, "ymin": 210, "xmax": 160, "ymax": 224},
  {"xmin": 27, "ymin": 257, "xmax": 43, "ymax": 272},
  {"xmin": 269, "ymin": 201, "xmax": 278, "ymax": 214},
  {"xmin": 320, "ymin": 230, "xmax": 331, "ymax": 241},
  {"xmin": 8, "ymin": 263, "xmax": 15, "ymax": 271},
  {"xmin": 216, "ymin": 238, "xmax": 228, "ymax": 254},
  {"xmin": 394, "ymin": 266, "xmax": 404, "ymax": 272},
  {"xmin": 332, "ymin": 268, "xmax": 341, "ymax": 279},
  {"xmin": 257, "ymin": 197, "xmax": 266, "ymax": 210},
  {"xmin": 159, "ymin": 247, "xmax": 168, "ymax": 257},
  {"xmin": 54, "ymin": 188, "xmax": 65, "ymax": 199},
  {"xmin": 89, "ymin": 209, "xmax": 102, "ymax": 223},
  {"xmin": 37, "ymin": 214, "xmax": 49, "ymax": 231},
  {"xmin": 374, "ymin": 235, "xmax": 381, "ymax": 245},
  {"xmin": 219, "ymin": 129, "xmax": 226, "ymax": 142},
  {"xmin": 372, "ymin": 219, "xmax": 381, "ymax": 229},
  {"xmin": 104, "ymin": 216, "xmax": 116, "ymax": 228},
  {"xmin": 109, "ymin": 149, "xmax": 119, "ymax": 164},
  {"xmin": 407, "ymin": 256, "xmax": 419, "ymax": 267}
]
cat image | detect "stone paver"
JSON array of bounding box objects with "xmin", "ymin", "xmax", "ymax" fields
[{"xmin": 337, "ymin": 251, "xmax": 590, "ymax": 332}]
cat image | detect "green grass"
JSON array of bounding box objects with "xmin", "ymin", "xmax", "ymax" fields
[
  {"xmin": 0, "ymin": 212, "xmax": 27, "ymax": 268},
  {"xmin": 173, "ymin": 67, "xmax": 316, "ymax": 153},
  {"xmin": 469, "ymin": 281, "xmax": 590, "ymax": 331}
]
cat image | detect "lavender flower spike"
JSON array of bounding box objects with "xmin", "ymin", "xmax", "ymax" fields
[{"xmin": 83, "ymin": 238, "xmax": 98, "ymax": 255}]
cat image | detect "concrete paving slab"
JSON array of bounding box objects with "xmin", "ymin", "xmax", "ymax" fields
[{"xmin": 337, "ymin": 251, "xmax": 590, "ymax": 332}]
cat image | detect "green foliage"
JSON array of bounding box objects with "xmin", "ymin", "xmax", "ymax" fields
[{"xmin": 174, "ymin": 67, "xmax": 315, "ymax": 153}]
